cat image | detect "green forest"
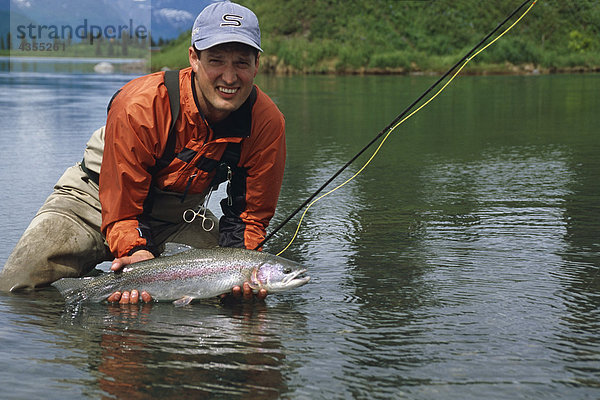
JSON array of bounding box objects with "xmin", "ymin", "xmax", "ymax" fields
[{"xmin": 151, "ymin": 0, "xmax": 600, "ymax": 74}]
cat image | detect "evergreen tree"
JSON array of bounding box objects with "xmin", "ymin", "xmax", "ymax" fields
[
  {"xmin": 121, "ymin": 31, "xmax": 129, "ymax": 56},
  {"xmin": 107, "ymin": 40, "xmax": 114, "ymax": 57},
  {"xmin": 95, "ymin": 36, "xmax": 103, "ymax": 56}
]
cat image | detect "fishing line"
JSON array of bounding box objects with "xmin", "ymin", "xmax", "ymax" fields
[{"xmin": 256, "ymin": 0, "xmax": 538, "ymax": 255}]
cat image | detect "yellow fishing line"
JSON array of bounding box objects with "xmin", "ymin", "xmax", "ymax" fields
[{"xmin": 277, "ymin": 0, "xmax": 537, "ymax": 256}]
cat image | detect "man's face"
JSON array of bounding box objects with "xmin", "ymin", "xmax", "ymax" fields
[{"xmin": 189, "ymin": 43, "xmax": 259, "ymax": 122}]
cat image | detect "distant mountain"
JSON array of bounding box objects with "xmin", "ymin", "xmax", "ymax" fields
[
  {"xmin": 9, "ymin": 0, "xmax": 142, "ymax": 29},
  {"xmin": 4, "ymin": 0, "xmax": 215, "ymax": 46},
  {"xmin": 0, "ymin": 10, "xmax": 9, "ymax": 44},
  {"xmin": 0, "ymin": 0, "xmax": 8, "ymax": 40},
  {"xmin": 150, "ymin": 0, "xmax": 213, "ymax": 42}
]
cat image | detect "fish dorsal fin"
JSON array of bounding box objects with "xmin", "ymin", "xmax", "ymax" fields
[{"xmin": 173, "ymin": 295, "xmax": 194, "ymax": 307}]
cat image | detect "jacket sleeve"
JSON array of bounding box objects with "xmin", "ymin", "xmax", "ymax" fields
[
  {"xmin": 100, "ymin": 79, "xmax": 171, "ymax": 258},
  {"xmin": 219, "ymin": 100, "xmax": 286, "ymax": 250}
]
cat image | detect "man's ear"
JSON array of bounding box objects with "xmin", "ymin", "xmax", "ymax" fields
[
  {"xmin": 189, "ymin": 46, "xmax": 200, "ymax": 72},
  {"xmin": 254, "ymin": 53, "xmax": 260, "ymax": 77}
]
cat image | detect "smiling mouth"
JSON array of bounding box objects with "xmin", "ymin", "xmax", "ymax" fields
[{"xmin": 218, "ymin": 87, "xmax": 238, "ymax": 95}]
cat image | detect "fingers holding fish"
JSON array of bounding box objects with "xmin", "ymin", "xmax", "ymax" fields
[
  {"xmin": 222, "ymin": 282, "xmax": 268, "ymax": 303},
  {"xmin": 140, "ymin": 291, "xmax": 152, "ymax": 303},
  {"xmin": 256, "ymin": 288, "xmax": 268, "ymax": 301},
  {"xmin": 107, "ymin": 291, "xmax": 122, "ymax": 303},
  {"xmin": 119, "ymin": 290, "xmax": 130, "ymax": 304},
  {"xmin": 110, "ymin": 250, "xmax": 155, "ymax": 272},
  {"xmin": 107, "ymin": 290, "xmax": 153, "ymax": 304},
  {"xmin": 247, "ymin": 283, "xmax": 268, "ymax": 301},
  {"xmin": 241, "ymin": 282, "xmax": 253, "ymax": 300}
]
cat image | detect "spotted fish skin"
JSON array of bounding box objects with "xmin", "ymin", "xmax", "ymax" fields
[{"xmin": 52, "ymin": 248, "xmax": 310, "ymax": 305}]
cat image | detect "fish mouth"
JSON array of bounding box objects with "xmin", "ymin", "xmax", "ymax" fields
[{"xmin": 284, "ymin": 269, "xmax": 311, "ymax": 286}]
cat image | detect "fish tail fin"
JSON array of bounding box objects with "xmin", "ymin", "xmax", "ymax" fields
[{"xmin": 51, "ymin": 277, "xmax": 89, "ymax": 304}]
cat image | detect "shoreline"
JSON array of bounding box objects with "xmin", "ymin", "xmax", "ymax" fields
[
  {"xmin": 1, "ymin": 54, "xmax": 598, "ymax": 77},
  {"xmin": 256, "ymin": 57, "xmax": 600, "ymax": 76}
]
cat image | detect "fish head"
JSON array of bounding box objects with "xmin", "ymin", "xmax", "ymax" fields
[{"xmin": 250, "ymin": 257, "xmax": 310, "ymax": 293}]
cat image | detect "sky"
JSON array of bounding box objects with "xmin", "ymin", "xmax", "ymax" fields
[{"xmin": 3, "ymin": 0, "xmax": 216, "ymax": 44}]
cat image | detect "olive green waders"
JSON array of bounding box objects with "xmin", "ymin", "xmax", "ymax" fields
[{"xmin": 0, "ymin": 127, "xmax": 219, "ymax": 291}]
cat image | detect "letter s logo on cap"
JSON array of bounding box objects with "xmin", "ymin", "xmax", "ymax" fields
[{"xmin": 221, "ymin": 14, "xmax": 243, "ymax": 27}]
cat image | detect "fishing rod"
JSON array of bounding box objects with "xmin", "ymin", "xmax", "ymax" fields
[{"xmin": 255, "ymin": 0, "xmax": 537, "ymax": 252}]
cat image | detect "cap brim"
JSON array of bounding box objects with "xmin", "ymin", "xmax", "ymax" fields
[{"xmin": 193, "ymin": 34, "xmax": 263, "ymax": 52}]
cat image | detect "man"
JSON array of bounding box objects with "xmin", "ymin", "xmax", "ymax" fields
[{"xmin": 0, "ymin": 1, "xmax": 286, "ymax": 304}]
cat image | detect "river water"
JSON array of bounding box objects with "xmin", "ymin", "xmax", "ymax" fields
[{"xmin": 0, "ymin": 70, "xmax": 599, "ymax": 399}]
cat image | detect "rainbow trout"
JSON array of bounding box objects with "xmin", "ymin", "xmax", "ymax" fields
[{"xmin": 52, "ymin": 247, "xmax": 310, "ymax": 306}]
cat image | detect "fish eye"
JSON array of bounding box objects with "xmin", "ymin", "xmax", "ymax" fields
[{"xmin": 283, "ymin": 267, "xmax": 292, "ymax": 274}]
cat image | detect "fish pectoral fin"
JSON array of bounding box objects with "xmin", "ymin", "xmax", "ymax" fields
[{"xmin": 173, "ymin": 296, "xmax": 194, "ymax": 307}]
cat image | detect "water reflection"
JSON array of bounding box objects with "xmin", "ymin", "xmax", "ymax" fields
[
  {"xmin": 57, "ymin": 299, "xmax": 307, "ymax": 398},
  {"xmin": 2, "ymin": 73, "xmax": 600, "ymax": 399},
  {"xmin": 0, "ymin": 290, "xmax": 94, "ymax": 398},
  {"xmin": 0, "ymin": 72, "xmax": 135, "ymax": 266},
  {"xmin": 264, "ymin": 76, "xmax": 442, "ymax": 396},
  {"xmin": 405, "ymin": 144, "xmax": 588, "ymax": 390},
  {"xmin": 556, "ymin": 143, "xmax": 600, "ymax": 387}
]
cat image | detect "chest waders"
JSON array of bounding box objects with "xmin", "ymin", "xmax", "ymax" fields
[{"xmin": 0, "ymin": 71, "xmax": 239, "ymax": 291}]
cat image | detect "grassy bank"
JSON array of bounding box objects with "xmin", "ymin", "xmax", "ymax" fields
[{"xmin": 153, "ymin": 0, "xmax": 600, "ymax": 74}]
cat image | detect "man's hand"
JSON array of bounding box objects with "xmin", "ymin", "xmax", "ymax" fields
[
  {"xmin": 107, "ymin": 289, "xmax": 153, "ymax": 304},
  {"xmin": 221, "ymin": 282, "xmax": 268, "ymax": 303},
  {"xmin": 110, "ymin": 249, "xmax": 154, "ymax": 272},
  {"xmin": 108, "ymin": 249, "xmax": 154, "ymax": 304}
]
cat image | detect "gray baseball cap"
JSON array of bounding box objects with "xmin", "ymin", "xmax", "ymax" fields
[{"xmin": 191, "ymin": 1, "xmax": 263, "ymax": 52}]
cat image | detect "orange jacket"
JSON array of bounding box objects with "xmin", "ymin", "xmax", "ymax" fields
[{"xmin": 100, "ymin": 67, "xmax": 286, "ymax": 257}]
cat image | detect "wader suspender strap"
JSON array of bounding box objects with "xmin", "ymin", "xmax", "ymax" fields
[
  {"xmin": 81, "ymin": 70, "xmax": 181, "ymax": 185},
  {"xmin": 151, "ymin": 70, "xmax": 243, "ymax": 177},
  {"xmin": 152, "ymin": 69, "xmax": 181, "ymax": 173},
  {"xmin": 83, "ymin": 70, "xmax": 243, "ymax": 185}
]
